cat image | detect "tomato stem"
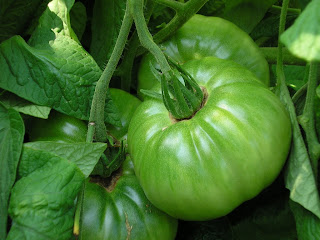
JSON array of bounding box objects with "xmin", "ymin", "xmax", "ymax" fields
[
  {"xmin": 130, "ymin": 0, "xmax": 172, "ymax": 78},
  {"xmin": 88, "ymin": 1, "xmax": 133, "ymax": 143},
  {"xmin": 116, "ymin": 0, "xmax": 155, "ymax": 91},
  {"xmin": 130, "ymin": 0, "xmax": 204, "ymax": 119},
  {"xmin": 152, "ymin": 0, "xmax": 209, "ymax": 44},
  {"xmin": 117, "ymin": 0, "xmax": 208, "ymax": 90},
  {"xmin": 276, "ymin": 0, "xmax": 320, "ymax": 213},
  {"xmin": 299, "ymin": 62, "xmax": 320, "ymax": 177}
]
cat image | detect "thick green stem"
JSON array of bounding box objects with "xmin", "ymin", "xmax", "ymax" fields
[
  {"xmin": 130, "ymin": 0, "xmax": 204, "ymax": 120},
  {"xmin": 130, "ymin": 0, "xmax": 172, "ymax": 79},
  {"xmin": 117, "ymin": 0, "xmax": 155, "ymax": 91},
  {"xmin": 276, "ymin": 0, "xmax": 289, "ymax": 87},
  {"xmin": 299, "ymin": 62, "xmax": 320, "ymax": 176},
  {"xmin": 118, "ymin": 0, "xmax": 209, "ymax": 89},
  {"xmin": 136, "ymin": 0, "xmax": 208, "ymax": 56},
  {"xmin": 153, "ymin": 0, "xmax": 209, "ymax": 44},
  {"xmin": 276, "ymin": 0, "xmax": 319, "ymax": 186},
  {"xmin": 261, "ymin": 47, "xmax": 306, "ymax": 66},
  {"xmin": 88, "ymin": 2, "xmax": 133, "ymax": 142}
]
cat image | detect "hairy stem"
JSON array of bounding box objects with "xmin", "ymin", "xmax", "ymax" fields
[
  {"xmin": 88, "ymin": 3, "xmax": 133, "ymax": 142},
  {"xmin": 130, "ymin": 0, "xmax": 172, "ymax": 78},
  {"xmin": 153, "ymin": 0, "xmax": 208, "ymax": 43},
  {"xmin": 135, "ymin": 0, "xmax": 208, "ymax": 56},
  {"xmin": 299, "ymin": 62, "xmax": 320, "ymax": 176},
  {"xmin": 118, "ymin": 0, "xmax": 155, "ymax": 91}
]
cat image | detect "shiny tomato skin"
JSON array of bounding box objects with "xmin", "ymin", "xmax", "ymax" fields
[
  {"xmin": 79, "ymin": 157, "xmax": 178, "ymax": 240},
  {"xmin": 128, "ymin": 57, "xmax": 291, "ymax": 220}
]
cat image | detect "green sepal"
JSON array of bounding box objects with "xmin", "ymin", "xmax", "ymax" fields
[{"xmin": 160, "ymin": 59, "xmax": 204, "ymax": 120}]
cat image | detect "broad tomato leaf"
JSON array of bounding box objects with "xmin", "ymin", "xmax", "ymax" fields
[
  {"xmin": 0, "ymin": 103, "xmax": 24, "ymax": 240},
  {"xmin": 277, "ymin": 73, "xmax": 320, "ymax": 219},
  {"xmin": 281, "ymin": 0, "xmax": 320, "ymax": 62},
  {"xmin": 0, "ymin": 0, "xmax": 121, "ymax": 127},
  {"xmin": 0, "ymin": 91, "xmax": 51, "ymax": 119},
  {"xmin": 90, "ymin": 0, "xmax": 126, "ymax": 69},
  {"xmin": 284, "ymin": 113, "xmax": 320, "ymax": 218},
  {"xmin": 290, "ymin": 201, "xmax": 320, "ymax": 240},
  {"xmin": 21, "ymin": 142, "xmax": 107, "ymax": 178},
  {"xmin": 7, "ymin": 148, "xmax": 85, "ymax": 240}
]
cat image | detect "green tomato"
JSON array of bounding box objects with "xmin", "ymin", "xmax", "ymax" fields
[
  {"xmin": 28, "ymin": 88, "xmax": 141, "ymax": 142},
  {"xmin": 107, "ymin": 88, "xmax": 141, "ymax": 140},
  {"xmin": 78, "ymin": 157, "xmax": 178, "ymax": 240},
  {"xmin": 128, "ymin": 57, "xmax": 292, "ymax": 221},
  {"xmin": 138, "ymin": 14, "xmax": 269, "ymax": 97},
  {"xmin": 27, "ymin": 110, "xmax": 87, "ymax": 143},
  {"xmin": 27, "ymin": 89, "xmax": 174, "ymax": 238}
]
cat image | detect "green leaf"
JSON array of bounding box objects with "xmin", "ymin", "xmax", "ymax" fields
[
  {"xmin": 70, "ymin": 2, "xmax": 87, "ymax": 40},
  {"xmin": 284, "ymin": 105, "xmax": 320, "ymax": 219},
  {"xmin": 90, "ymin": 0, "xmax": 126, "ymax": 69},
  {"xmin": 0, "ymin": 0, "xmax": 43, "ymax": 42},
  {"xmin": 0, "ymin": 0, "xmax": 121, "ymax": 127},
  {"xmin": 0, "ymin": 91, "xmax": 51, "ymax": 119},
  {"xmin": 7, "ymin": 148, "xmax": 85, "ymax": 240},
  {"xmin": 281, "ymin": 0, "xmax": 320, "ymax": 62},
  {"xmin": 223, "ymin": 0, "xmax": 277, "ymax": 33},
  {"xmin": 0, "ymin": 103, "xmax": 24, "ymax": 240},
  {"xmin": 21, "ymin": 141, "xmax": 107, "ymax": 178},
  {"xmin": 290, "ymin": 201, "xmax": 320, "ymax": 240},
  {"xmin": 27, "ymin": 0, "xmax": 79, "ymax": 45}
]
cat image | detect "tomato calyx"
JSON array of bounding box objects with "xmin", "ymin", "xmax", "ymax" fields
[
  {"xmin": 169, "ymin": 86, "xmax": 208, "ymax": 123},
  {"xmin": 90, "ymin": 167, "xmax": 123, "ymax": 192},
  {"xmin": 91, "ymin": 141, "xmax": 126, "ymax": 178},
  {"xmin": 161, "ymin": 59, "xmax": 204, "ymax": 120}
]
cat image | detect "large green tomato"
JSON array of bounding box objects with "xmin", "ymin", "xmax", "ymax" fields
[
  {"xmin": 128, "ymin": 57, "xmax": 292, "ymax": 221},
  {"xmin": 138, "ymin": 14, "xmax": 270, "ymax": 97},
  {"xmin": 78, "ymin": 157, "xmax": 178, "ymax": 240}
]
